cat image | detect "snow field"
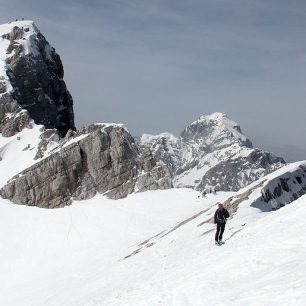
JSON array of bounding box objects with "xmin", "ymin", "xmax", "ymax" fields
[
  {"xmin": 0, "ymin": 189, "xmax": 223, "ymax": 305},
  {"xmin": 1, "ymin": 186, "xmax": 306, "ymax": 305},
  {"xmin": 0, "ymin": 124, "xmax": 44, "ymax": 187}
]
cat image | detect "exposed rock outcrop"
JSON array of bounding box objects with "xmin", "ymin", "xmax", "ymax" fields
[
  {"xmin": 219, "ymin": 161, "xmax": 306, "ymax": 214},
  {"xmin": 0, "ymin": 20, "xmax": 75, "ymax": 136},
  {"xmin": 34, "ymin": 127, "xmax": 61, "ymax": 159},
  {"xmin": 0, "ymin": 124, "xmax": 172, "ymax": 208},
  {"xmin": 0, "ymin": 92, "xmax": 31, "ymax": 136},
  {"xmin": 259, "ymin": 162, "xmax": 306, "ymax": 210}
]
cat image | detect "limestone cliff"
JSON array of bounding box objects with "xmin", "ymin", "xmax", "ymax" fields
[{"xmin": 0, "ymin": 124, "xmax": 172, "ymax": 208}]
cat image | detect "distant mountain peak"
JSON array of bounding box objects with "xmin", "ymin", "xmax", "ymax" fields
[
  {"xmin": 198, "ymin": 112, "xmax": 227, "ymax": 121},
  {"xmin": 181, "ymin": 113, "xmax": 253, "ymax": 149},
  {"xmin": 139, "ymin": 113, "xmax": 285, "ymax": 192}
]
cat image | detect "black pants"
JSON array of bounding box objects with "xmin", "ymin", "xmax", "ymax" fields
[{"xmin": 215, "ymin": 222, "xmax": 225, "ymax": 241}]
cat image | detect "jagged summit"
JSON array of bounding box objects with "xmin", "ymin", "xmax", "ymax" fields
[
  {"xmin": 0, "ymin": 20, "xmax": 75, "ymax": 136},
  {"xmin": 181, "ymin": 112, "xmax": 253, "ymax": 149},
  {"xmin": 195, "ymin": 112, "xmax": 228, "ymax": 122},
  {"xmin": 139, "ymin": 113, "xmax": 285, "ymax": 191}
]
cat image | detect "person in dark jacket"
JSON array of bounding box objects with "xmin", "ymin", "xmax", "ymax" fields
[{"xmin": 214, "ymin": 203, "xmax": 229, "ymax": 245}]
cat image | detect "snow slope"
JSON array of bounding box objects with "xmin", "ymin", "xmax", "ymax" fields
[
  {"xmin": 1, "ymin": 162, "xmax": 306, "ymax": 306},
  {"xmin": 0, "ymin": 123, "xmax": 44, "ymax": 187},
  {"xmin": 0, "ymin": 189, "xmax": 229, "ymax": 306}
]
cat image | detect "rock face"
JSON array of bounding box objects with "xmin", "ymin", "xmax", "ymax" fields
[
  {"xmin": 0, "ymin": 91, "xmax": 31, "ymax": 136},
  {"xmin": 139, "ymin": 113, "xmax": 285, "ymax": 192},
  {"xmin": 0, "ymin": 124, "xmax": 172, "ymax": 208},
  {"xmin": 258, "ymin": 162, "xmax": 306, "ymax": 210},
  {"xmin": 0, "ymin": 20, "xmax": 75, "ymax": 136},
  {"xmin": 139, "ymin": 133, "xmax": 182, "ymax": 172}
]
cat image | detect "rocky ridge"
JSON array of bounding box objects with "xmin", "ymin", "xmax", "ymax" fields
[
  {"xmin": 139, "ymin": 113, "xmax": 285, "ymax": 192},
  {"xmin": 258, "ymin": 161, "xmax": 306, "ymax": 210},
  {"xmin": 0, "ymin": 20, "xmax": 172, "ymax": 207},
  {"xmin": 221, "ymin": 161, "xmax": 306, "ymax": 214},
  {"xmin": 0, "ymin": 123, "xmax": 172, "ymax": 208}
]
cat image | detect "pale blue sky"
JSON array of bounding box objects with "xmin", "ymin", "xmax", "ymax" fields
[{"xmin": 1, "ymin": 0, "xmax": 306, "ymax": 161}]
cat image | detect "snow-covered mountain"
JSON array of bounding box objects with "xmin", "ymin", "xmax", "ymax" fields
[
  {"xmin": 0, "ymin": 20, "xmax": 172, "ymax": 207},
  {"xmin": 139, "ymin": 112, "xmax": 285, "ymax": 191},
  {"xmin": 1, "ymin": 160, "xmax": 306, "ymax": 305},
  {"xmin": 0, "ymin": 20, "xmax": 287, "ymax": 207}
]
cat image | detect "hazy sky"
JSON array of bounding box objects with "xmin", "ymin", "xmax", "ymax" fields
[{"xmin": 1, "ymin": 0, "xmax": 306, "ymax": 161}]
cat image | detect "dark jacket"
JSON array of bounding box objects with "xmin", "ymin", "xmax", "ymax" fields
[{"xmin": 214, "ymin": 208, "xmax": 229, "ymax": 224}]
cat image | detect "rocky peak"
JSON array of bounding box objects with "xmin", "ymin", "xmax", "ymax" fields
[
  {"xmin": 139, "ymin": 113, "xmax": 285, "ymax": 192},
  {"xmin": 0, "ymin": 20, "xmax": 75, "ymax": 137},
  {"xmin": 180, "ymin": 112, "xmax": 253, "ymax": 150}
]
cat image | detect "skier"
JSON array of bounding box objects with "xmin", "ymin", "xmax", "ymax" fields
[{"xmin": 214, "ymin": 203, "xmax": 229, "ymax": 245}]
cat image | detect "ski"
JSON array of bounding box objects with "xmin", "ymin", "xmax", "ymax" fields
[{"xmin": 215, "ymin": 241, "xmax": 225, "ymax": 246}]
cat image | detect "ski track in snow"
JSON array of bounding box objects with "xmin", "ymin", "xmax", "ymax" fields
[{"xmin": 1, "ymin": 187, "xmax": 306, "ymax": 306}]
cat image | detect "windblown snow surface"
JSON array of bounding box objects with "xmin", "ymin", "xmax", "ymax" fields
[{"xmin": 1, "ymin": 161, "xmax": 306, "ymax": 306}]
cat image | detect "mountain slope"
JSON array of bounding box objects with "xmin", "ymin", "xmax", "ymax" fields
[
  {"xmin": 0, "ymin": 122, "xmax": 59, "ymax": 188},
  {"xmin": 139, "ymin": 112, "xmax": 285, "ymax": 192},
  {"xmin": 1, "ymin": 161, "xmax": 306, "ymax": 305}
]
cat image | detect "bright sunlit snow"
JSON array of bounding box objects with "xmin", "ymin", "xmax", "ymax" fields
[{"xmin": 1, "ymin": 180, "xmax": 306, "ymax": 305}]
